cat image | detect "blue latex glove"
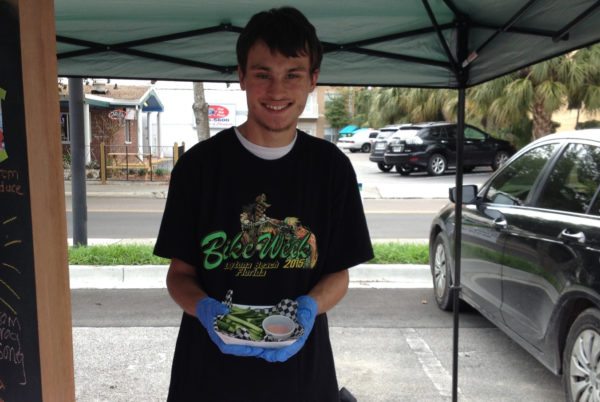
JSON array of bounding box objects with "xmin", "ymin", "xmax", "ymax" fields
[
  {"xmin": 195, "ymin": 296, "xmax": 264, "ymax": 357},
  {"xmin": 257, "ymin": 295, "xmax": 319, "ymax": 363}
]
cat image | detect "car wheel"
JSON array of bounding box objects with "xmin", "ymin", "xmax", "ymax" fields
[
  {"xmin": 396, "ymin": 165, "xmax": 411, "ymax": 176},
  {"xmin": 563, "ymin": 308, "xmax": 600, "ymax": 402},
  {"xmin": 427, "ymin": 154, "xmax": 447, "ymax": 176},
  {"xmin": 492, "ymin": 150, "xmax": 510, "ymax": 171},
  {"xmin": 430, "ymin": 233, "xmax": 453, "ymax": 311},
  {"xmin": 377, "ymin": 162, "xmax": 394, "ymax": 172},
  {"xmin": 349, "ymin": 149, "xmax": 358, "ymax": 153},
  {"xmin": 361, "ymin": 143, "xmax": 371, "ymax": 153}
]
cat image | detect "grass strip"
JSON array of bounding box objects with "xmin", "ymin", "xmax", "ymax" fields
[
  {"xmin": 68, "ymin": 242, "xmax": 429, "ymax": 265},
  {"xmin": 68, "ymin": 244, "xmax": 169, "ymax": 265}
]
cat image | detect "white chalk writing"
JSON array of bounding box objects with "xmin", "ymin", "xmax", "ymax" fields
[{"xmin": 0, "ymin": 312, "xmax": 26, "ymax": 385}]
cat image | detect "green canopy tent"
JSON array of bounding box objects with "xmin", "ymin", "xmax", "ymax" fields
[{"xmin": 54, "ymin": 1, "xmax": 600, "ymax": 399}]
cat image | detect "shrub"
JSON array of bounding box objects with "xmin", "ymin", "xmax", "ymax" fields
[{"xmin": 576, "ymin": 120, "xmax": 600, "ymax": 130}]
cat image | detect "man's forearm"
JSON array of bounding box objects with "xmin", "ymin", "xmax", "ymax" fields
[
  {"xmin": 166, "ymin": 258, "xmax": 207, "ymax": 316},
  {"xmin": 308, "ymin": 269, "xmax": 349, "ymax": 314}
]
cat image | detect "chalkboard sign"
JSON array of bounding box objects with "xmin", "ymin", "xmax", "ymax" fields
[{"xmin": 0, "ymin": 1, "xmax": 43, "ymax": 400}]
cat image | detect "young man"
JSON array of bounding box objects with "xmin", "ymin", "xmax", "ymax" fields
[{"xmin": 154, "ymin": 7, "xmax": 373, "ymax": 401}]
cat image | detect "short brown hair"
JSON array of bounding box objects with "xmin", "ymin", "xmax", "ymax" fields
[{"xmin": 236, "ymin": 7, "xmax": 323, "ymax": 74}]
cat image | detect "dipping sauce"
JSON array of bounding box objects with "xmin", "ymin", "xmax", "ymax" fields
[
  {"xmin": 266, "ymin": 324, "xmax": 291, "ymax": 334},
  {"xmin": 262, "ymin": 314, "xmax": 296, "ymax": 340}
]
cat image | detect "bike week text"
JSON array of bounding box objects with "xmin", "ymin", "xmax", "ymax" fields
[{"xmin": 201, "ymin": 230, "xmax": 312, "ymax": 270}]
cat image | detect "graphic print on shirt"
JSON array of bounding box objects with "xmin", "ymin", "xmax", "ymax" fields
[{"xmin": 200, "ymin": 194, "xmax": 318, "ymax": 277}]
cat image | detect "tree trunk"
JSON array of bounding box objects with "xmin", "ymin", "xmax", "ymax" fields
[
  {"xmin": 531, "ymin": 100, "xmax": 555, "ymax": 140},
  {"xmin": 192, "ymin": 82, "xmax": 210, "ymax": 142}
]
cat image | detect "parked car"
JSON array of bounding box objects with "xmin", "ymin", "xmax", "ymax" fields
[
  {"xmin": 383, "ymin": 122, "xmax": 515, "ymax": 176},
  {"xmin": 369, "ymin": 124, "xmax": 411, "ymax": 172},
  {"xmin": 336, "ymin": 128, "xmax": 379, "ymax": 153},
  {"xmin": 429, "ymin": 129, "xmax": 600, "ymax": 400}
]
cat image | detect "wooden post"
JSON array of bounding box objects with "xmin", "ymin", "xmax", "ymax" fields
[
  {"xmin": 173, "ymin": 142, "xmax": 179, "ymax": 163},
  {"xmin": 0, "ymin": 0, "xmax": 75, "ymax": 400},
  {"xmin": 100, "ymin": 142, "xmax": 106, "ymax": 184}
]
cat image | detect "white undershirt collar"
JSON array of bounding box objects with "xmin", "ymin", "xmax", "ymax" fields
[{"xmin": 234, "ymin": 127, "xmax": 297, "ymax": 160}]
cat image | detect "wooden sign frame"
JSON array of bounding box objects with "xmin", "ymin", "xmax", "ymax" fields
[{"xmin": 0, "ymin": 0, "xmax": 75, "ymax": 400}]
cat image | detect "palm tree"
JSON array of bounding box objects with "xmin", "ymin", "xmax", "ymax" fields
[
  {"xmin": 368, "ymin": 87, "xmax": 409, "ymax": 126},
  {"xmin": 469, "ymin": 44, "xmax": 600, "ymax": 141},
  {"xmin": 401, "ymin": 88, "xmax": 454, "ymax": 123},
  {"xmin": 568, "ymin": 45, "xmax": 600, "ymax": 127}
]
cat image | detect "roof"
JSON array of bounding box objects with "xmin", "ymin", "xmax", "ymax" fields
[
  {"xmin": 54, "ymin": 0, "xmax": 600, "ymax": 89},
  {"xmin": 59, "ymin": 84, "xmax": 164, "ymax": 112},
  {"xmin": 339, "ymin": 125, "xmax": 359, "ymax": 134},
  {"xmin": 537, "ymin": 129, "xmax": 600, "ymax": 142},
  {"xmin": 408, "ymin": 121, "xmax": 452, "ymax": 128}
]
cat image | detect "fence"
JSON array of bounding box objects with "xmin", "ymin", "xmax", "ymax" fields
[
  {"xmin": 100, "ymin": 143, "xmax": 184, "ymax": 182},
  {"xmin": 63, "ymin": 142, "xmax": 185, "ymax": 183}
]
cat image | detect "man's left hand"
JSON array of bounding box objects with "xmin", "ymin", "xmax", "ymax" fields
[{"xmin": 256, "ymin": 295, "xmax": 318, "ymax": 363}]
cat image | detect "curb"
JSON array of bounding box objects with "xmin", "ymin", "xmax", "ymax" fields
[
  {"xmin": 65, "ymin": 191, "xmax": 169, "ymax": 199},
  {"xmin": 69, "ymin": 264, "xmax": 433, "ymax": 289}
]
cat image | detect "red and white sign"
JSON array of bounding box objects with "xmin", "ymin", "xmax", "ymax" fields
[
  {"xmin": 108, "ymin": 109, "xmax": 126, "ymax": 120},
  {"xmin": 208, "ymin": 104, "xmax": 236, "ymax": 128}
]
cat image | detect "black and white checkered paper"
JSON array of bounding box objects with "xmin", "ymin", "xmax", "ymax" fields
[{"xmin": 214, "ymin": 289, "xmax": 304, "ymax": 342}]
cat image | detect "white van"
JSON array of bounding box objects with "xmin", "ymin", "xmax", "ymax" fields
[{"xmin": 336, "ymin": 128, "xmax": 379, "ymax": 153}]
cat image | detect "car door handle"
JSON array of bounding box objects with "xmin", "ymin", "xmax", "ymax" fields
[
  {"xmin": 493, "ymin": 217, "xmax": 507, "ymax": 230},
  {"xmin": 559, "ymin": 229, "xmax": 586, "ymax": 244}
]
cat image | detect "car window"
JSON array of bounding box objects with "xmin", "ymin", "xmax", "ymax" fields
[
  {"xmin": 376, "ymin": 130, "xmax": 394, "ymax": 139},
  {"xmin": 425, "ymin": 128, "xmax": 441, "ymax": 140},
  {"xmin": 392, "ymin": 129, "xmax": 420, "ymax": 140},
  {"xmin": 484, "ymin": 143, "xmax": 559, "ymax": 205},
  {"xmin": 369, "ymin": 132, "xmax": 379, "ymax": 139},
  {"xmin": 536, "ymin": 143, "xmax": 600, "ymax": 214},
  {"xmin": 447, "ymin": 126, "xmax": 456, "ymax": 141},
  {"xmin": 464, "ymin": 126, "xmax": 486, "ymax": 141}
]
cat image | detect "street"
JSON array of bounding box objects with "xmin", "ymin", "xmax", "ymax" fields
[
  {"xmin": 65, "ymin": 152, "xmax": 490, "ymax": 240},
  {"xmin": 65, "ymin": 198, "xmax": 447, "ymax": 240}
]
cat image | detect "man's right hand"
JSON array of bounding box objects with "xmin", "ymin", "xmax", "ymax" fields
[{"xmin": 195, "ymin": 297, "xmax": 265, "ymax": 357}]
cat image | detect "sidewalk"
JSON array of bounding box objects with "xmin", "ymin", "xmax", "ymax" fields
[
  {"xmin": 69, "ymin": 263, "xmax": 432, "ymax": 289},
  {"xmin": 63, "ymin": 179, "xmax": 449, "ymax": 199},
  {"xmin": 64, "ymin": 180, "xmax": 169, "ymax": 198}
]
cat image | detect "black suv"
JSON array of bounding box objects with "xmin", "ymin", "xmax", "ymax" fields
[
  {"xmin": 383, "ymin": 122, "xmax": 515, "ymax": 176},
  {"xmin": 369, "ymin": 124, "xmax": 411, "ymax": 172}
]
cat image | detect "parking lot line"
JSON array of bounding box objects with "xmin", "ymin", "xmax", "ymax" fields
[{"xmin": 404, "ymin": 328, "xmax": 463, "ymax": 400}]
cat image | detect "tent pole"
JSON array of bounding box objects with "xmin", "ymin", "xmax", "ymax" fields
[
  {"xmin": 68, "ymin": 77, "xmax": 88, "ymax": 246},
  {"xmin": 452, "ymin": 13, "xmax": 469, "ymax": 401},
  {"xmin": 452, "ymin": 86, "xmax": 465, "ymax": 402}
]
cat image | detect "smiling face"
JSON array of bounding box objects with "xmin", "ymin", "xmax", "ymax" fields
[{"xmin": 238, "ymin": 40, "xmax": 319, "ymax": 147}]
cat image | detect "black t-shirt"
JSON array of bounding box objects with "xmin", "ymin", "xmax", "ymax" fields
[{"xmin": 154, "ymin": 128, "xmax": 373, "ymax": 402}]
